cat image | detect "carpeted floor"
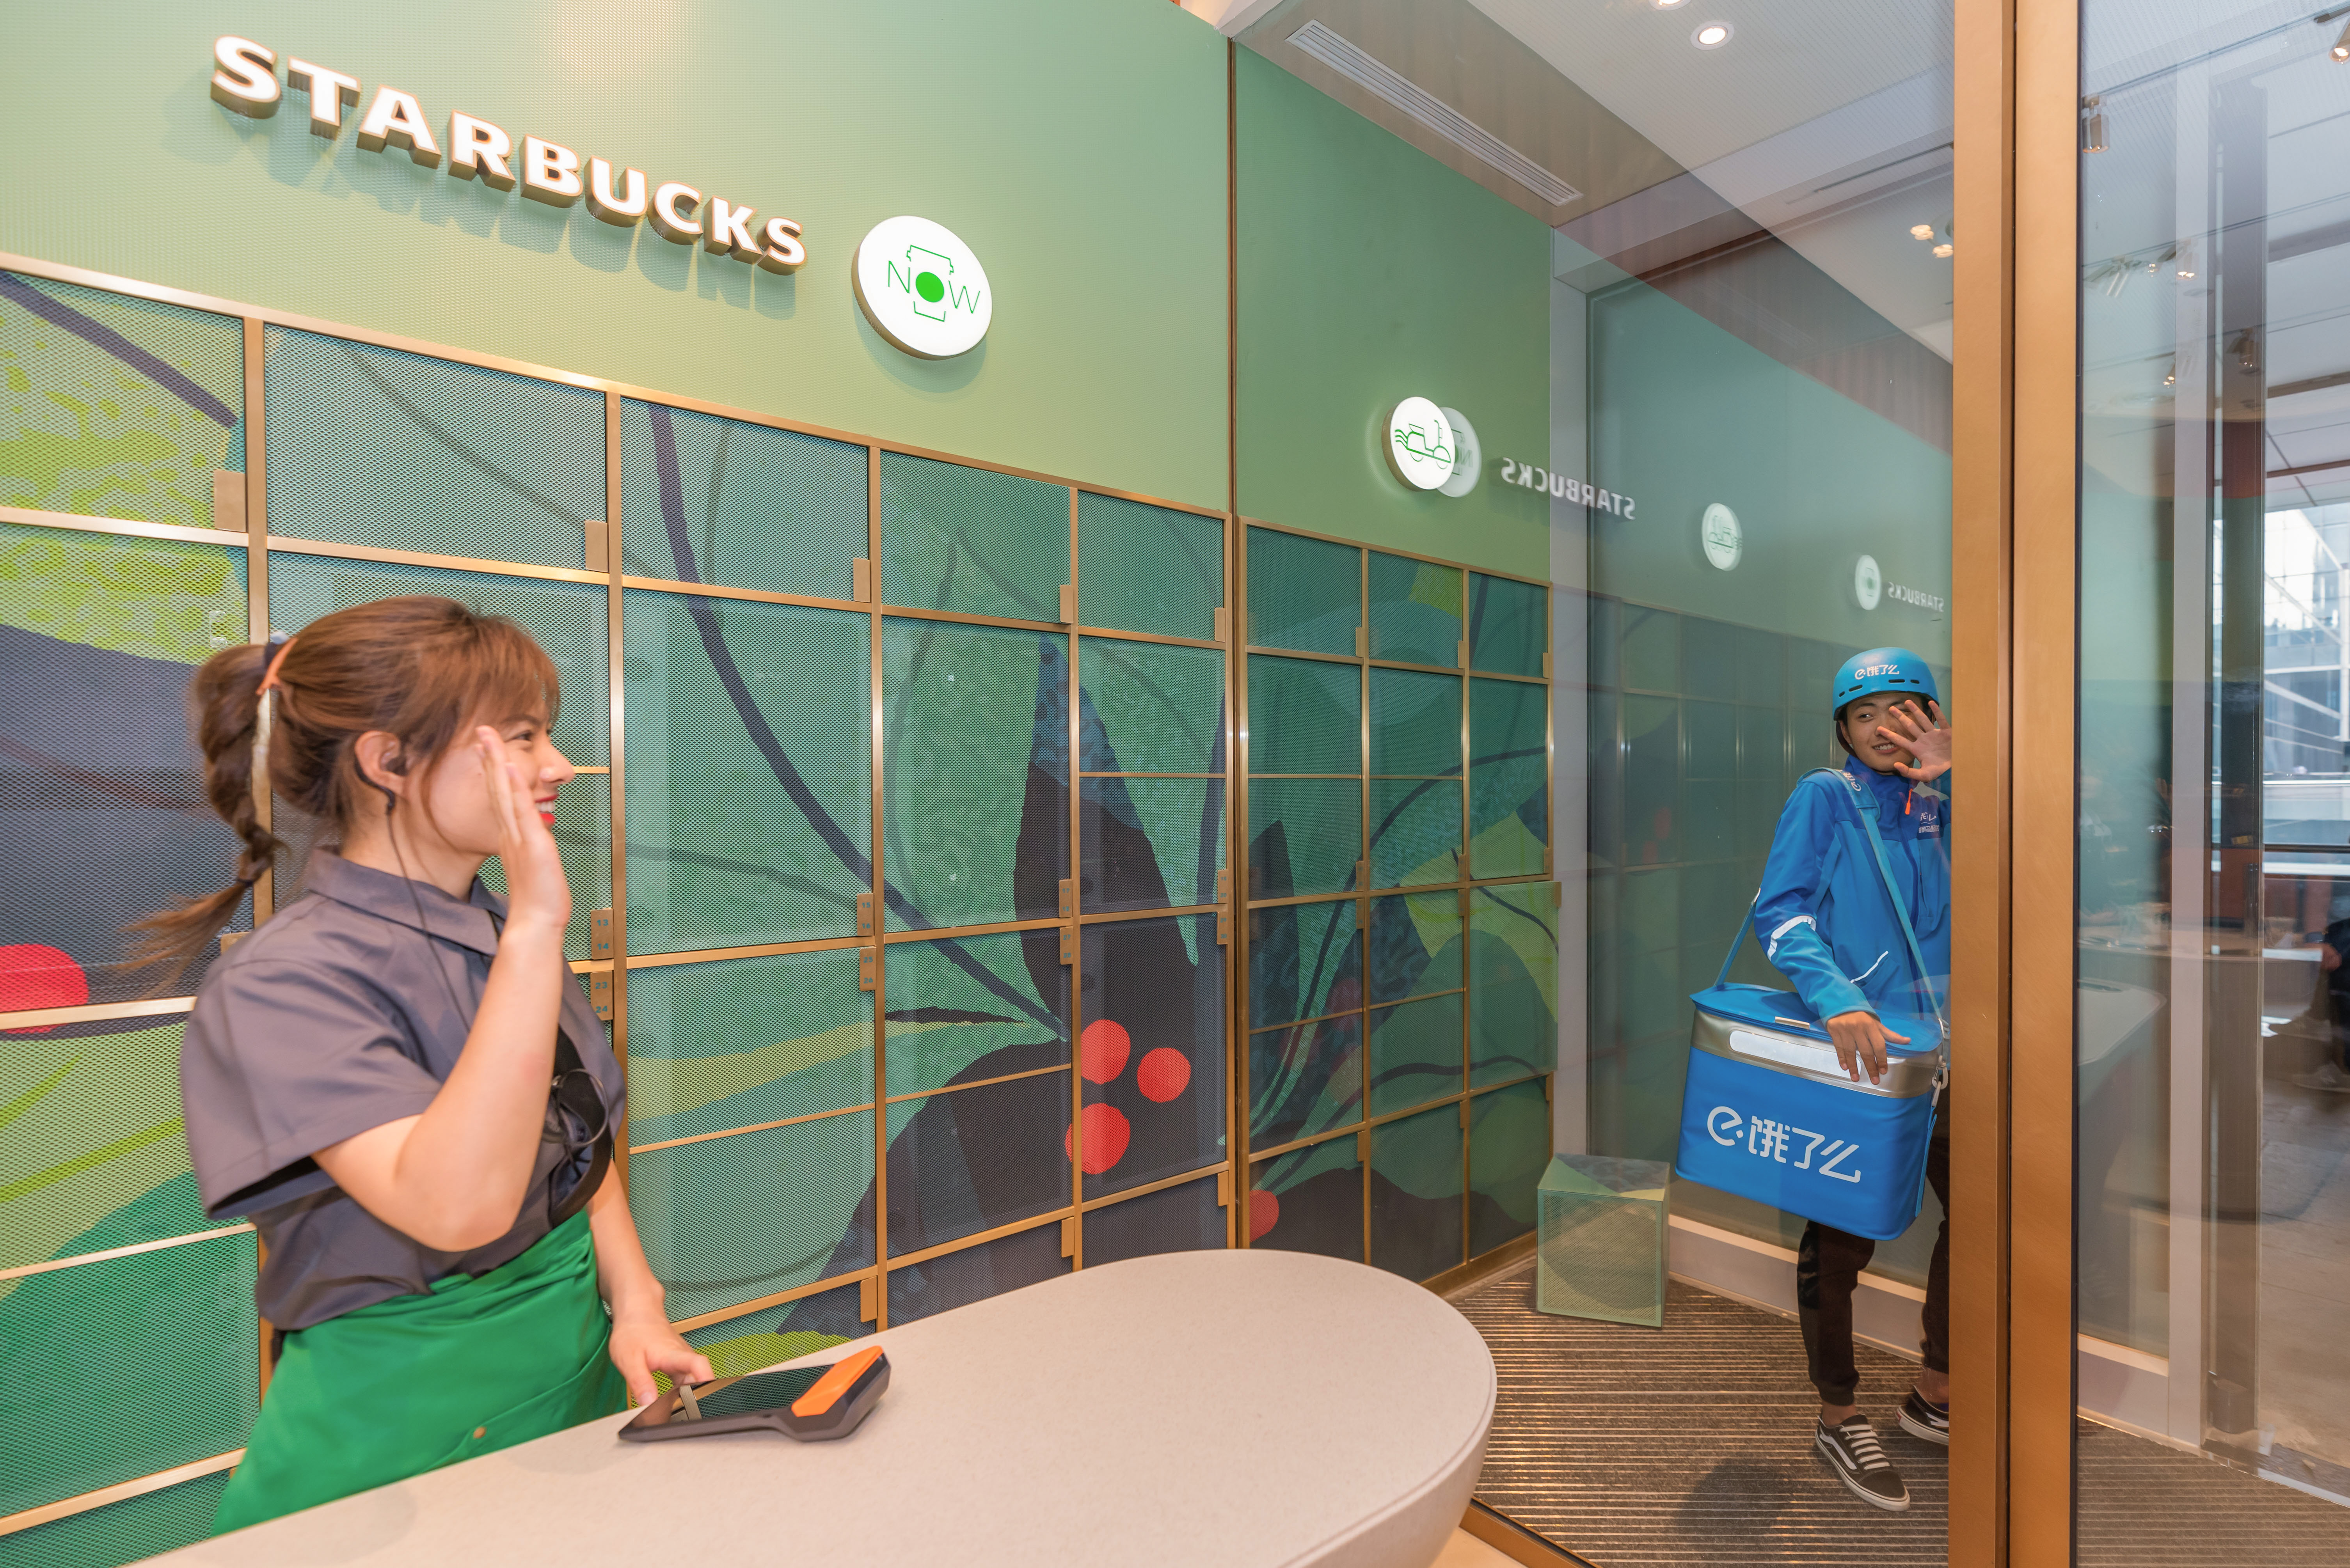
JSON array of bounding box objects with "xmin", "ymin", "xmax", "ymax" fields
[{"xmin": 1453, "ymin": 1264, "xmax": 2350, "ymax": 1567}]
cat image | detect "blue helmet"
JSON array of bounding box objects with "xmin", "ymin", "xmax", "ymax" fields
[{"xmin": 1832, "ymin": 647, "xmax": 1939, "ymax": 713}]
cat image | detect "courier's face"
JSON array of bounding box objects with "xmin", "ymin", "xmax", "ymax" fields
[{"xmin": 1839, "ymin": 695, "xmax": 1908, "ymax": 774}]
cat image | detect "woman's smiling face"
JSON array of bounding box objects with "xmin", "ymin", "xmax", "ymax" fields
[{"xmin": 1839, "ymin": 695, "xmax": 1909, "ymax": 773}]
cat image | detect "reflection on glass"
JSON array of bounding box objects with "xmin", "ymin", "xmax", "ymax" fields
[{"xmin": 2078, "ymin": 0, "xmax": 2350, "ymax": 1528}]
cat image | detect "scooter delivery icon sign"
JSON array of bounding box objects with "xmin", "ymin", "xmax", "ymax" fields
[{"xmin": 854, "ymin": 216, "xmax": 993, "ymax": 359}]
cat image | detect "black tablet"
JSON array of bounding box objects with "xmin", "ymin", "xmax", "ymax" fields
[{"xmin": 618, "ymin": 1346, "xmax": 890, "ymax": 1444}]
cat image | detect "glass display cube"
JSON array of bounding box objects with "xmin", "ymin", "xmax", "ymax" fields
[{"xmin": 1535, "ymin": 1153, "xmax": 1670, "ymax": 1327}]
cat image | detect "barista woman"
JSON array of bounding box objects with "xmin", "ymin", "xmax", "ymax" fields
[{"xmin": 139, "ymin": 597, "xmax": 711, "ymax": 1533}]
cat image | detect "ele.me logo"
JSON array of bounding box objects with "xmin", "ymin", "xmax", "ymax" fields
[{"xmin": 854, "ymin": 216, "xmax": 992, "ymax": 359}]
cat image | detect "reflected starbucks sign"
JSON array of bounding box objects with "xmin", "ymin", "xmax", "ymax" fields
[
  {"xmin": 1385, "ymin": 398, "xmax": 1457, "ymax": 490},
  {"xmin": 854, "ymin": 216, "xmax": 993, "ymax": 358},
  {"xmin": 1701, "ymin": 503, "xmax": 1741, "ymax": 570},
  {"xmin": 1852, "ymin": 554, "xmax": 1884, "ymax": 610}
]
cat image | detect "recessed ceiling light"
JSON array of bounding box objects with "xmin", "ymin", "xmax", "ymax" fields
[
  {"xmin": 1932, "ymin": 243, "xmax": 1954, "ymax": 259},
  {"xmin": 1693, "ymin": 22, "xmax": 1733, "ymax": 49},
  {"xmin": 1653, "ymin": 0, "xmax": 1689, "ymax": 9},
  {"xmin": 1910, "ymin": 224, "xmax": 1934, "ymax": 241}
]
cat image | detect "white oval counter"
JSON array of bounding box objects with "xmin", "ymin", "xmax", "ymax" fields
[{"xmin": 164, "ymin": 1249, "xmax": 1497, "ymax": 1568}]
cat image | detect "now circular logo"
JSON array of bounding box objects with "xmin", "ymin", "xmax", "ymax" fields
[{"xmin": 854, "ymin": 215, "xmax": 992, "ymax": 358}]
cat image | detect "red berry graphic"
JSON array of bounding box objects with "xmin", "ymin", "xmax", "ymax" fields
[
  {"xmin": 1079, "ymin": 1018, "xmax": 1131, "ymax": 1084},
  {"xmin": 1248, "ymin": 1188, "xmax": 1280, "ymax": 1241},
  {"xmin": 1135, "ymin": 1047, "xmax": 1191, "ymax": 1102},
  {"xmin": 1064, "ymin": 1103, "xmax": 1131, "ymax": 1174}
]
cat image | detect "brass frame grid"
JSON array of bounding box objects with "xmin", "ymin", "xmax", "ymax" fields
[
  {"xmin": 0, "ymin": 504, "xmax": 240, "ymax": 548},
  {"xmin": 866, "ymin": 441, "xmax": 888, "ymax": 1327},
  {"xmin": 1067, "ymin": 483, "xmax": 1085, "ymax": 1268},
  {"xmin": 1235, "ymin": 514, "xmax": 1551, "ymax": 1281}
]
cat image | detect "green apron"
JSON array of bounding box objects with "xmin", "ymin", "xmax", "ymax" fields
[{"xmin": 213, "ymin": 1211, "xmax": 630, "ymax": 1535}]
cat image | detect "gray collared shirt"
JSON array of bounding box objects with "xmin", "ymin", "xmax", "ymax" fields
[{"xmin": 181, "ymin": 851, "xmax": 623, "ymax": 1330}]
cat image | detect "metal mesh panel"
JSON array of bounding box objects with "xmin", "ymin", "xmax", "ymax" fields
[
  {"xmin": 625, "ymin": 947, "xmax": 872, "ymax": 1146},
  {"xmin": 1471, "ymin": 883, "xmax": 1560, "ymax": 1087},
  {"xmin": 1368, "ymin": 890, "xmax": 1464, "ymax": 1005},
  {"xmin": 1469, "ymin": 1080, "xmax": 1550, "ymax": 1254},
  {"xmin": 1368, "ymin": 994, "xmax": 1465, "ymax": 1117},
  {"xmin": 679, "ymin": 1280, "xmax": 870, "ymax": 1382},
  {"xmin": 477, "ymin": 774, "xmax": 609, "ymax": 962},
  {"xmin": 2, "ymin": 1020, "xmax": 210, "ymax": 1272},
  {"xmin": 623, "ymin": 589, "xmax": 867, "ymax": 952},
  {"xmin": 1246, "ymin": 1133, "xmax": 1362, "ymax": 1261},
  {"xmin": 886, "ymin": 1221, "xmax": 1067, "ymax": 1326},
  {"xmin": 1245, "ymin": 528, "xmax": 1357, "ymax": 654},
  {"xmin": 1075, "ymin": 493, "xmax": 1221, "ymax": 639},
  {"xmin": 0, "ymin": 270, "xmax": 243, "ymax": 529},
  {"xmin": 1081, "ymin": 913, "xmax": 1224, "ymax": 1198},
  {"xmin": 1370, "ymin": 1102, "xmax": 1465, "ymax": 1281},
  {"xmin": 1248, "ymin": 1012, "xmax": 1361, "ymax": 1147},
  {"xmin": 1081, "ymin": 777, "xmax": 1224, "ymax": 912},
  {"xmin": 1247, "ymin": 896, "xmax": 1358, "ymax": 1028},
  {"xmin": 267, "ymin": 553, "xmax": 609, "ymax": 762},
  {"xmin": 629, "ymin": 1111, "xmax": 874, "ymax": 1323},
  {"xmin": 1470, "ymin": 676, "xmax": 1548, "ymax": 878},
  {"xmin": 1246, "ymin": 777, "xmax": 1360, "ymax": 898},
  {"xmin": 1370, "ymin": 777, "xmax": 1462, "ymax": 889},
  {"xmin": 882, "ymin": 930, "xmax": 1068, "ymax": 1098},
  {"xmin": 884, "ymin": 1070, "xmax": 1070, "ymax": 1254},
  {"xmin": 0, "ymin": 1466, "xmax": 231, "ymax": 1568},
  {"xmin": 1081, "ymin": 638, "xmax": 1224, "ymax": 776},
  {"xmin": 2, "ymin": 526, "xmax": 250, "ymax": 1005},
  {"xmin": 1082, "ymin": 1172, "xmax": 1224, "ymax": 1266},
  {"xmin": 1369, "ymin": 667, "xmax": 1460, "ymax": 776},
  {"xmin": 882, "ymin": 619, "xmax": 1066, "ymax": 931},
  {"xmin": 1469, "ymin": 573, "xmax": 1547, "ymax": 676},
  {"xmin": 618, "ymin": 399, "xmax": 866, "ymax": 599},
  {"xmin": 879, "ymin": 452, "xmax": 1066, "ymax": 621},
  {"xmin": 1368, "ymin": 552, "xmax": 1462, "ymax": 666},
  {"xmin": 1247, "ymin": 655, "xmax": 1358, "ymax": 775},
  {"xmin": 0, "ymin": 1231, "xmax": 258, "ymax": 1513},
  {"xmin": 263, "ymin": 327, "xmax": 599, "ymax": 568}
]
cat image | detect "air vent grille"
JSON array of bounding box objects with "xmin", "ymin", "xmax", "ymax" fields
[{"xmin": 1288, "ymin": 21, "xmax": 1583, "ymax": 209}]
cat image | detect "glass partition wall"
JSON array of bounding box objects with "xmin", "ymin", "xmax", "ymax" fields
[{"xmin": 2075, "ymin": 0, "xmax": 2350, "ymax": 1552}]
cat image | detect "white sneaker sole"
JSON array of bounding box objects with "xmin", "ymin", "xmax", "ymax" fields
[
  {"xmin": 1899, "ymin": 1408, "xmax": 1951, "ymax": 1447},
  {"xmin": 1816, "ymin": 1432, "xmax": 1912, "ymax": 1511}
]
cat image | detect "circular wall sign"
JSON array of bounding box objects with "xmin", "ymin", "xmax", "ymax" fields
[
  {"xmin": 1853, "ymin": 553, "xmax": 1884, "ymax": 610},
  {"xmin": 1437, "ymin": 406, "xmax": 1481, "ymax": 497},
  {"xmin": 1385, "ymin": 398, "xmax": 1457, "ymax": 491},
  {"xmin": 853, "ymin": 216, "xmax": 993, "ymax": 358},
  {"xmin": 1700, "ymin": 502, "xmax": 1741, "ymax": 570}
]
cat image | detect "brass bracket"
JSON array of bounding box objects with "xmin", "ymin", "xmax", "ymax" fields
[
  {"xmin": 1060, "ymin": 1215, "xmax": 1077, "ymax": 1258},
  {"xmin": 1214, "ymin": 867, "xmax": 1229, "ymax": 904},
  {"xmin": 1216, "ymin": 1168, "xmax": 1232, "ymax": 1207},
  {"xmin": 1216, "ymin": 909, "xmax": 1232, "ymax": 946},
  {"xmin": 1357, "ymin": 1128, "xmax": 1372, "ymax": 1162},
  {"xmin": 1057, "ymin": 878, "xmax": 1075, "ymax": 919},
  {"xmin": 218, "ymin": 930, "xmax": 248, "ymax": 954},
  {"xmin": 858, "ymin": 1274, "xmax": 878, "ymax": 1323},
  {"xmin": 590, "ymin": 907, "xmax": 614, "ymax": 960},
  {"xmin": 1542, "ymin": 650, "xmax": 1553, "ymax": 679},
  {"xmin": 1456, "ymin": 637, "xmax": 1469, "ymax": 669},
  {"xmin": 856, "ymin": 892, "xmax": 876, "ymax": 937},
  {"xmin": 1354, "ymin": 624, "xmax": 1369, "ymax": 657},
  {"xmin": 213, "ymin": 470, "xmax": 247, "ymax": 532},
  {"xmin": 851, "ymin": 557, "xmax": 873, "ymax": 603},
  {"xmin": 1460, "ymin": 1100, "xmax": 1474, "ymax": 1129},
  {"xmin": 584, "ymin": 519, "xmax": 609, "ymax": 572},
  {"xmin": 859, "ymin": 948, "xmax": 879, "ymax": 992},
  {"xmin": 1059, "ymin": 926, "xmax": 1076, "ymax": 966},
  {"xmin": 1059, "ymin": 583, "xmax": 1077, "ymax": 624},
  {"xmin": 1355, "ymin": 859, "xmax": 1369, "ymax": 891},
  {"xmin": 1213, "ymin": 606, "xmax": 1229, "ymax": 642},
  {"xmin": 589, "ymin": 971, "xmax": 614, "ymax": 1021}
]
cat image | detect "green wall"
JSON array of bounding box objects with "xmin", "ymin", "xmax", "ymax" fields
[
  {"xmin": 0, "ymin": 1, "xmax": 1228, "ymax": 508},
  {"xmin": 1588, "ymin": 283, "xmax": 1954, "ymax": 660},
  {"xmin": 1233, "ymin": 50, "xmax": 1553, "ymax": 580}
]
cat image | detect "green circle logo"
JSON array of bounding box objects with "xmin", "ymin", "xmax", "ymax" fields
[{"xmin": 915, "ymin": 271, "xmax": 945, "ymax": 303}]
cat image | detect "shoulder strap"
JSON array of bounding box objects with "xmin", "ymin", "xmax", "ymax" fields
[{"xmin": 1714, "ymin": 769, "xmax": 1951, "ymax": 1068}]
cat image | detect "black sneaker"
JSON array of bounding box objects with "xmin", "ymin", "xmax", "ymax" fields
[
  {"xmin": 1899, "ymin": 1389, "xmax": 1950, "ymax": 1446},
  {"xmin": 1816, "ymin": 1415, "xmax": 1911, "ymax": 1511}
]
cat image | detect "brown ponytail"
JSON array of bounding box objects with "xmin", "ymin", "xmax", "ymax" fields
[{"xmin": 131, "ymin": 596, "xmax": 560, "ymax": 981}]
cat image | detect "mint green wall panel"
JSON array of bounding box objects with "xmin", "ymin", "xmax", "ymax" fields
[
  {"xmin": 0, "ymin": 2, "xmax": 1226, "ymax": 509},
  {"xmin": 1234, "ymin": 51, "xmax": 1549, "ymax": 578}
]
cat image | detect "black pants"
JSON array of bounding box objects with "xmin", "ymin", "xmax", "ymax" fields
[{"xmin": 1796, "ymin": 1100, "xmax": 1950, "ymax": 1405}]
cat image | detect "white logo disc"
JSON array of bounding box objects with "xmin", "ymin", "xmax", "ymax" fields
[
  {"xmin": 854, "ymin": 216, "xmax": 992, "ymax": 359},
  {"xmin": 1853, "ymin": 554, "xmax": 1883, "ymax": 610},
  {"xmin": 1701, "ymin": 503, "xmax": 1742, "ymax": 571},
  {"xmin": 1385, "ymin": 398, "xmax": 1457, "ymax": 491},
  {"xmin": 1437, "ymin": 406, "xmax": 1481, "ymax": 497}
]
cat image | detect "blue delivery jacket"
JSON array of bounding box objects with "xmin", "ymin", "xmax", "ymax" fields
[{"xmin": 1751, "ymin": 758, "xmax": 1951, "ymax": 1027}]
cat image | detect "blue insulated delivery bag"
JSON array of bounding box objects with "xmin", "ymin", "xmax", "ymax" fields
[{"xmin": 1674, "ymin": 769, "xmax": 1949, "ymax": 1241}]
